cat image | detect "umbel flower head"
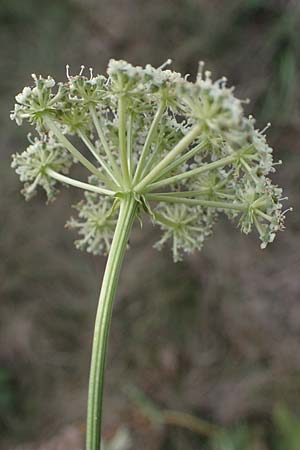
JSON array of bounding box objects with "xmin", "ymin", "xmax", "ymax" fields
[{"xmin": 11, "ymin": 59, "xmax": 289, "ymax": 261}]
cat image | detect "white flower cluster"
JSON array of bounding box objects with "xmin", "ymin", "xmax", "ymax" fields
[
  {"xmin": 154, "ymin": 204, "xmax": 216, "ymax": 262},
  {"xmin": 11, "ymin": 59, "xmax": 288, "ymax": 260},
  {"xmin": 233, "ymin": 179, "xmax": 285, "ymax": 249},
  {"xmin": 11, "ymin": 75, "xmax": 64, "ymax": 129},
  {"xmin": 178, "ymin": 69, "xmax": 244, "ymax": 135},
  {"xmin": 67, "ymin": 189, "xmax": 117, "ymax": 255},
  {"xmin": 11, "ymin": 136, "xmax": 74, "ymax": 201},
  {"xmin": 107, "ymin": 59, "xmax": 183, "ymax": 96}
]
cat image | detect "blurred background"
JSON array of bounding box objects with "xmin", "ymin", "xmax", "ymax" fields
[{"xmin": 1, "ymin": 0, "xmax": 300, "ymax": 449}]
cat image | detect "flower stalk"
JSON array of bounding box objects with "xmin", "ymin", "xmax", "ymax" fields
[
  {"xmin": 133, "ymin": 100, "xmax": 166, "ymax": 183},
  {"xmin": 146, "ymin": 153, "xmax": 237, "ymax": 191},
  {"xmin": 86, "ymin": 194, "xmax": 137, "ymax": 450},
  {"xmin": 45, "ymin": 118, "xmax": 103, "ymax": 180},
  {"xmin": 89, "ymin": 106, "xmax": 123, "ymax": 185},
  {"xmin": 45, "ymin": 168, "xmax": 115, "ymax": 196},
  {"xmin": 134, "ymin": 124, "xmax": 202, "ymax": 192},
  {"xmin": 118, "ymin": 94, "xmax": 131, "ymax": 188}
]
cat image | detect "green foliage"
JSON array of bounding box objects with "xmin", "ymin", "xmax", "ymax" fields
[
  {"xmin": 272, "ymin": 405, "xmax": 300, "ymax": 450},
  {"xmin": 0, "ymin": 368, "xmax": 16, "ymax": 423},
  {"xmin": 210, "ymin": 406, "xmax": 300, "ymax": 450},
  {"xmin": 129, "ymin": 385, "xmax": 300, "ymax": 450},
  {"xmin": 210, "ymin": 425, "xmax": 257, "ymax": 450}
]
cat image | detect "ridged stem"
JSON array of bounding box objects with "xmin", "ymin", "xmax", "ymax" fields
[{"xmin": 86, "ymin": 194, "xmax": 137, "ymax": 450}]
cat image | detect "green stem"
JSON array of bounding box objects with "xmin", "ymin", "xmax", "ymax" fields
[
  {"xmin": 134, "ymin": 124, "xmax": 202, "ymax": 192},
  {"xmin": 46, "ymin": 169, "xmax": 115, "ymax": 196},
  {"xmin": 153, "ymin": 211, "xmax": 179, "ymax": 228},
  {"xmin": 127, "ymin": 113, "xmax": 134, "ymax": 178},
  {"xmin": 86, "ymin": 194, "xmax": 137, "ymax": 450},
  {"xmin": 78, "ymin": 130, "xmax": 121, "ymax": 188},
  {"xmin": 118, "ymin": 95, "xmax": 131, "ymax": 187},
  {"xmin": 255, "ymin": 208, "xmax": 273, "ymax": 222},
  {"xmin": 89, "ymin": 106, "xmax": 123, "ymax": 184},
  {"xmin": 133, "ymin": 100, "xmax": 165, "ymax": 183},
  {"xmin": 154, "ymin": 139, "xmax": 208, "ymax": 181},
  {"xmin": 146, "ymin": 193, "xmax": 250, "ymax": 211},
  {"xmin": 146, "ymin": 154, "xmax": 236, "ymax": 192},
  {"xmin": 45, "ymin": 118, "xmax": 105, "ymax": 182},
  {"xmin": 240, "ymin": 157, "xmax": 258, "ymax": 183},
  {"xmin": 150, "ymin": 189, "xmax": 211, "ymax": 197}
]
